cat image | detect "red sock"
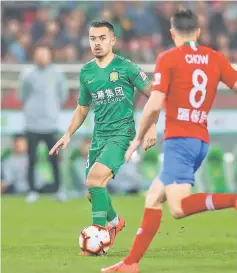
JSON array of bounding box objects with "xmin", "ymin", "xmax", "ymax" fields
[
  {"xmin": 124, "ymin": 208, "xmax": 162, "ymax": 264},
  {"xmin": 181, "ymin": 193, "xmax": 237, "ymax": 216}
]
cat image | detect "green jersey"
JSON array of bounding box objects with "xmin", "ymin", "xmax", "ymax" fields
[{"xmin": 78, "ymin": 54, "xmax": 150, "ymax": 137}]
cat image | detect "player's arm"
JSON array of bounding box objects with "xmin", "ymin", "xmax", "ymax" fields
[
  {"xmin": 128, "ymin": 63, "xmax": 160, "ymax": 121},
  {"xmin": 137, "ymin": 53, "xmax": 171, "ymax": 140},
  {"xmin": 136, "ymin": 92, "xmax": 165, "ymax": 142},
  {"xmin": 66, "ymin": 70, "xmax": 91, "ymax": 137},
  {"xmin": 128, "ymin": 63, "xmax": 158, "ymax": 149},
  {"xmin": 66, "ymin": 104, "xmax": 90, "ymax": 137},
  {"xmin": 219, "ymin": 53, "xmax": 237, "ymax": 92},
  {"xmin": 128, "ymin": 62, "xmax": 152, "ymax": 98},
  {"xmin": 139, "ymin": 82, "xmax": 152, "ymax": 98},
  {"xmin": 125, "ymin": 53, "xmax": 171, "ymax": 160},
  {"xmin": 138, "ymin": 81, "xmax": 160, "ymax": 126},
  {"xmin": 49, "ymin": 70, "xmax": 91, "ymax": 155},
  {"xmin": 125, "ymin": 92, "xmax": 165, "ymax": 161}
]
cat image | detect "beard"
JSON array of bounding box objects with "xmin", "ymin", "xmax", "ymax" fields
[
  {"xmin": 93, "ymin": 48, "xmax": 109, "ymax": 59},
  {"xmin": 94, "ymin": 53, "xmax": 104, "ymax": 59}
]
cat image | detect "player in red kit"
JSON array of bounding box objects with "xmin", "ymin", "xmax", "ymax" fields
[{"xmin": 101, "ymin": 9, "xmax": 237, "ymax": 273}]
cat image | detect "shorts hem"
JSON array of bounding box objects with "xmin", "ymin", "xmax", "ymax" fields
[
  {"xmin": 95, "ymin": 159, "xmax": 118, "ymax": 178},
  {"xmin": 159, "ymin": 174, "xmax": 195, "ymax": 186}
]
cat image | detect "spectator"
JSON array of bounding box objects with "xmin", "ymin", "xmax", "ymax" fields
[
  {"xmin": 2, "ymin": 19, "xmax": 20, "ymax": 45},
  {"xmin": 223, "ymin": 6, "xmax": 237, "ymax": 50},
  {"xmin": 154, "ymin": 2, "xmax": 177, "ymax": 48},
  {"xmin": 63, "ymin": 43, "xmax": 79, "ymax": 63},
  {"xmin": 52, "ymin": 45, "xmax": 65, "ymax": 63},
  {"xmin": 18, "ymin": 45, "xmax": 68, "ymax": 203},
  {"xmin": 1, "ymin": 135, "xmax": 43, "ymax": 195},
  {"xmin": 127, "ymin": 1, "xmax": 160, "ymax": 38},
  {"xmin": 1, "ymin": 1, "xmax": 237, "ymax": 63},
  {"xmin": 99, "ymin": 8, "xmax": 123, "ymax": 38},
  {"xmin": 112, "ymin": 2, "xmax": 134, "ymax": 41},
  {"xmin": 37, "ymin": 20, "xmax": 60, "ymax": 48},
  {"xmin": 31, "ymin": 8, "xmax": 50, "ymax": 44},
  {"xmin": 57, "ymin": 10, "xmax": 85, "ymax": 53},
  {"xmin": 216, "ymin": 34, "xmax": 231, "ymax": 59},
  {"xmin": 8, "ymin": 32, "xmax": 31, "ymax": 63},
  {"xmin": 199, "ymin": 29, "xmax": 212, "ymax": 47}
]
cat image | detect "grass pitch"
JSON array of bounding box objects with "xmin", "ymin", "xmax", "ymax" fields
[{"xmin": 2, "ymin": 195, "xmax": 237, "ymax": 273}]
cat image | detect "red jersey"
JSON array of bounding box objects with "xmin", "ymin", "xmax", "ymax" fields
[{"xmin": 152, "ymin": 42, "xmax": 237, "ymax": 143}]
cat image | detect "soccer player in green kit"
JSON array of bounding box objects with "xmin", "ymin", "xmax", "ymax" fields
[{"xmin": 49, "ymin": 21, "xmax": 156, "ymax": 255}]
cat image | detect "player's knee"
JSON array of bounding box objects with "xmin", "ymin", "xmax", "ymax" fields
[
  {"xmin": 86, "ymin": 172, "xmax": 105, "ymax": 188},
  {"xmin": 169, "ymin": 207, "xmax": 184, "ymax": 219},
  {"xmin": 145, "ymin": 191, "xmax": 164, "ymax": 209},
  {"xmin": 86, "ymin": 178, "xmax": 101, "ymax": 188}
]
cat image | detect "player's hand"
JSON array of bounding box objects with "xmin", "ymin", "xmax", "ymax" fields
[
  {"xmin": 49, "ymin": 132, "xmax": 70, "ymax": 155},
  {"xmin": 125, "ymin": 137, "xmax": 141, "ymax": 162},
  {"xmin": 143, "ymin": 124, "xmax": 157, "ymax": 151}
]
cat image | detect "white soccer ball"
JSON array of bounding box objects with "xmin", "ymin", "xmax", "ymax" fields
[{"xmin": 79, "ymin": 224, "xmax": 111, "ymax": 255}]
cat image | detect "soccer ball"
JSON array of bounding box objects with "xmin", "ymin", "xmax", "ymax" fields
[{"xmin": 79, "ymin": 224, "xmax": 111, "ymax": 255}]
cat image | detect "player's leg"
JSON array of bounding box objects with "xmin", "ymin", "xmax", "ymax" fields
[
  {"xmin": 101, "ymin": 178, "xmax": 166, "ymax": 272},
  {"xmin": 105, "ymin": 190, "xmax": 120, "ymax": 226},
  {"xmin": 124, "ymin": 178, "xmax": 165, "ymax": 264},
  {"xmin": 86, "ymin": 162, "xmax": 113, "ymax": 227},
  {"xmin": 86, "ymin": 137, "xmax": 119, "ymax": 226},
  {"xmin": 86, "ymin": 138, "xmax": 126, "ymax": 227},
  {"xmin": 96, "ymin": 140, "xmax": 129, "ymax": 243},
  {"xmin": 80, "ymin": 158, "xmax": 114, "ymax": 256},
  {"xmin": 166, "ymin": 183, "xmax": 237, "ymax": 219},
  {"xmin": 163, "ymin": 139, "xmax": 237, "ymax": 219},
  {"xmin": 86, "ymin": 187, "xmax": 118, "ymax": 225}
]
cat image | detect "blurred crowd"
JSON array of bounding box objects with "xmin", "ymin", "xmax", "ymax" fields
[
  {"xmin": 1, "ymin": 1, "xmax": 237, "ymax": 64},
  {"xmin": 2, "ymin": 133, "xmax": 237, "ymax": 197},
  {"xmin": 1, "ymin": 134, "xmax": 157, "ymax": 197}
]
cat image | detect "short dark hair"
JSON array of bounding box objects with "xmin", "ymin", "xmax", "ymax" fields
[
  {"xmin": 89, "ymin": 21, "xmax": 114, "ymax": 33},
  {"xmin": 171, "ymin": 9, "xmax": 199, "ymax": 33}
]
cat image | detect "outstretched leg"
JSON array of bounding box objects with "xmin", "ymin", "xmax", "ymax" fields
[
  {"xmin": 165, "ymin": 183, "xmax": 237, "ymax": 219},
  {"xmin": 101, "ymin": 178, "xmax": 166, "ymax": 272}
]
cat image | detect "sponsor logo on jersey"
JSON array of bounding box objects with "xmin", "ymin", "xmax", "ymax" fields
[
  {"xmin": 140, "ymin": 71, "xmax": 147, "ymax": 81},
  {"xmin": 109, "ymin": 71, "xmax": 119, "ymax": 82}
]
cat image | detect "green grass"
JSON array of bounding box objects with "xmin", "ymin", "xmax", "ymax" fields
[{"xmin": 2, "ymin": 195, "xmax": 237, "ymax": 273}]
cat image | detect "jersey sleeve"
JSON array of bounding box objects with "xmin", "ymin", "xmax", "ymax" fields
[
  {"xmin": 77, "ymin": 70, "xmax": 92, "ymax": 106},
  {"xmin": 219, "ymin": 53, "xmax": 237, "ymax": 89},
  {"xmin": 152, "ymin": 52, "xmax": 172, "ymax": 94},
  {"xmin": 128, "ymin": 61, "xmax": 150, "ymax": 91}
]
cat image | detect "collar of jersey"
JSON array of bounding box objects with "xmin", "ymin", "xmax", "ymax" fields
[
  {"xmin": 183, "ymin": 41, "xmax": 199, "ymax": 51},
  {"xmin": 184, "ymin": 41, "xmax": 199, "ymax": 47}
]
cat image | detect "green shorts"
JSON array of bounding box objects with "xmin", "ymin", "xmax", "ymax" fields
[{"xmin": 85, "ymin": 135, "xmax": 133, "ymax": 177}]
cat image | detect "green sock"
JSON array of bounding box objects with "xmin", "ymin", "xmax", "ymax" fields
[
  {"xmin": 106, "ymin": 191, "xmax": 117, "ymax": 222},
  {"xmin": 88, "ymin": 187, "xmax": 108, "ymax": 227}
]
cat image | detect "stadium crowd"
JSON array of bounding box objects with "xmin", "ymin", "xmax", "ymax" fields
[
  {"xmin": 1, "ymin": 1, "xmax": 237, "ymax": 64},
  {"xmin": 1, "ymin": 1, "xmax": 237, "ymax": 198}
]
